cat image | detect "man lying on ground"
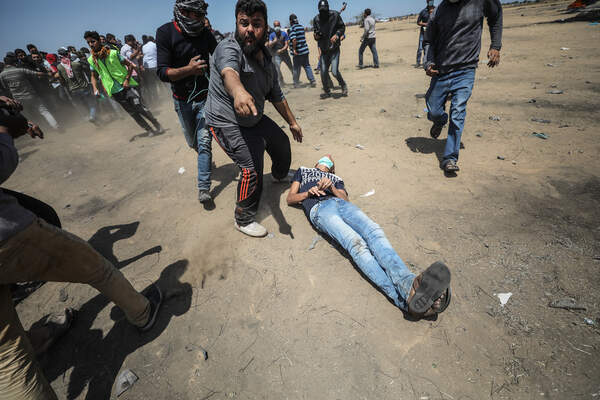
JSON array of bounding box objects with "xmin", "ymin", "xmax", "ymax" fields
[
  {"xmin": 286, "ymin": 155, "xmax": 451, "ymax": 318},
  {"xmin": 0, "ymin": 95, "xmax": 163, "ymax": 399}
]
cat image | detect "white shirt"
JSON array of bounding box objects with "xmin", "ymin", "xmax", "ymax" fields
[
  {"xmin": 120, "ymin": 43, "xmax": 133, "ymax": 61},
  {"xmin": 142, "ymin": 42, "xmax": 157, "ymax": 69}
]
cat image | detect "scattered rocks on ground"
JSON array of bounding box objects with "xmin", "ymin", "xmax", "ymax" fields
[
  {"xmin": 531, "ymin": 118, "xmax": 551, "ymax": 123},
  {"xmin": 489, "ymin": 115, "xmax": 501, "ymax": 121},
  {"xmin": 532, "ymin": 132, "xmax": 549, "ymax": 140},
  {"xmin": 548, "ymin": 297, "xmax": 587, "ymax": 311}
]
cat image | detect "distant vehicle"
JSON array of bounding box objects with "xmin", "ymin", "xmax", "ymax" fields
[{"xmin": 377, "ymin": 18, "xmax": 390, "ymax": 22}]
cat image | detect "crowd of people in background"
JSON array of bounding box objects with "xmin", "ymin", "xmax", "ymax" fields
[{"xmin": 0, "ymin": 19, "xmax": 227, "ymax": 134}]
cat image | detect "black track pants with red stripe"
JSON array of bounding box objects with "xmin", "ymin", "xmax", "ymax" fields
[{"xmin": 209, "ymin": 116, "xmax": 291, "ymax": 226}]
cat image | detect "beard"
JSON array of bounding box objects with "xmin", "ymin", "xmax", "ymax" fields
[{"xmin": 235, "ymin": 29, "xmax": 266, "ymax": 56}]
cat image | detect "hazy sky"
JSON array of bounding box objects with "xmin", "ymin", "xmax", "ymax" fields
[{"xmin": 1, "ymin": 0, "xmax": 520, "ymax": 57}]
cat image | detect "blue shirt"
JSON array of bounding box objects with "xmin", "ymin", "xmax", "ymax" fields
[
  {"xmin": 292, "ymin": 167, "xmax": 346, "ymax": 218},
  {"xmin": 268, "ymin": 31, "xmax": 289, "ymax": 53},
  {"xmin": 288, "ymin": 23, "xmax": 309, "ymax": 56}
]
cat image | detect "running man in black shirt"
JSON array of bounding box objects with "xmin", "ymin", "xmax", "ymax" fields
[{"xmin": 156, "ymin": 0, "xmax": 218, "ymax": 204}]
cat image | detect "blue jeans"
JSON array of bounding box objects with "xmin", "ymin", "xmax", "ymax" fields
[
  {"xmin": 273, "ymin": 52, "xmax": 293, "ymax": 85},
  {"xmin": 358, "ymin": 38, "xmax": 379, "ymax": 67},
  {"xmin": 425, "ymin": 68, "xmax": 476, "ymax": 166},
  {"xmin": 292, "ymin": 54, "xmax": 316, "ymax": 85},
  {"xmin": 320, "ymin": 49, "xmax": 345, "ymax": 92},
  {"xmin": 416, "ymin": 32, "xmax": 424, "ymax": 65},
  {"xmin": 173, "ymin": 98, "xmax": 212, "ymax": 191},
  {"xmin": 309, "ymin": 198, "xmax": 416, "ymax": 310}
]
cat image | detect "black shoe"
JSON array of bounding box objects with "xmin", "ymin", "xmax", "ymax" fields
[
  {"xmin": 356, "ymin": 64, "xmax": 364, "ymax": 69},
  {"xmin": 310, "ymin": 81, "xmax": 317, "ymax": 88},
  {"xmin": 320, "ymin": 92, "xmax": 331, "ymax": 99},
  {"xmin": 373, "ymin": 65, "xmax": 379, "ymax": 69},
  {"xmin": 139, "ymin": 284, "xmax": 162, "ymax": 332},
  {"xmin": 341, "ymin": 85, "xmax": 348, "ymax": 96},
  {"xmin": 430, "ymin": 124, "xmax": 443, "ymax": 139},
  {"xmin": 198, "ymin": 190, "xmax": 212, "ymax": 204}
]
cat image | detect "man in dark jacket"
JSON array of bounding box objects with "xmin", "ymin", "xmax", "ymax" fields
[
  {"xmin": 424, "ymin": 0, "xmax": 502, "ymax": 174},
  {"xmin": 313, "ymin": 0, "xmax": 347, "ymax": 98},
  {"xmin": 156, "ymin": 0, "xmax": 218, "ymax": 205}
]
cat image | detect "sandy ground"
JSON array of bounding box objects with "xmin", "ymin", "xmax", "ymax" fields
[{"xmin": 8, "ymin": 1, "xmax": 600, "ymax": 399}]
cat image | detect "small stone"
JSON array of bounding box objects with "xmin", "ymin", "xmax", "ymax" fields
[
  {"xmin": 531, "ymin": 118, "xmax": 551, "ymax": 124},
  {"xmin": 489, "ymin": 115, "xmax": 501, "ymax": 121},
  {"xmin": 64, "ymin": 204, "xmax": 71, "ymax": 209},
  {"xmin": 559, "ymin": 124, "xmax": 569, "ymax": 128},
  {"xmin": 548, "ymin": 90, "xmax": 564, "ymax": 94},
  {"xmin": 414, "ymin": 114, "xmax": 422, "ymax": 119},
  {"xmin": 546, "ymin": 63, "xmax": 554, "ymax": 67},
  {"xmin": 355, "ymin": 144, "xmax": 365, "ymax": 150},
  {"xmin": 512, "ymin": 160, "xmax": 517, "ymax": 165},
  {"xmin": 380, "ymin": 108, "xmax": 386, "ymax": 113},
  {"xmin": 497, "ymin": 156, "xmax": 505, "ymax": 160},
  {"xmin": 59, "ymin": 288, "xmax": 68, "ymax": 302},
  {"xmin": 584, "ymin": 318, "xmax": 595, "ymax": 326},
  {"xmin": 475, "ymin": 132, "xmax": 483, "ymax": 137},
  {"xmin": 528, "ymin": 99, "xmax": 537, "ymax": 103}
]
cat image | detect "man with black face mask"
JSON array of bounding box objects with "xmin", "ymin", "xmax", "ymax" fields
[
  {"xmin": 205, "ymin": 0, "xmax": 303, "ymax": 237},
  {"xmin": 313, "ymin": 0, "xmax": 347, "ymax": 99},
  {"xmin": 156, "ymin": 0, "xmax": 218, "ymax": 205}
]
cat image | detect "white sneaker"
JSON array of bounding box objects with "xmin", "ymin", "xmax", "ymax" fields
[{"xmin": 234, "ymin": 221, "xmax": 268, "ymax": 237}]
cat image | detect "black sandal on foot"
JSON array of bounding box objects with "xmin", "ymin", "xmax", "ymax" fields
[{"xmin": 407, "ymin": 262, "xmax": 451, "ymax": 317}]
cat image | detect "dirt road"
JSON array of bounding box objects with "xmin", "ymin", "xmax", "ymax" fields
[{"xmin": 9, "ymin": 1, "xmax": 600, "ymax": 398}]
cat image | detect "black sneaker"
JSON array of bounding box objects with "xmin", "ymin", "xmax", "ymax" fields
[
  {"xmin": 139, "ymin": 284, "xmax": 162, "ymax": 332},
  {"xmin": 430, "ymin": 124, "xmax": 444, "ymax": 139},
  {"xmin": 198, "ymin": 190, "xmax": 212, "ymax": 204},
  {"xmin": 320, "ymin": 92, "xmax": 331, "ymax": 99}
]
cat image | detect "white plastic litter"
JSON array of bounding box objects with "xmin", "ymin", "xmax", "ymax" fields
[
  {"xmin": 560, "ymin": 47, "xmax": 570, "ymax": 51},
  {"xmin": 178, "ymin": 167, "xmax": 186, "ymax": 175},
  {"xmin": 497, "ymin": 292, "xmax": 512, "ymax": 306},
  {"xmin": 115, "ymin": 369, "xmax": 138, "ymax": 397},
  {"xmin": 360, "ymin": 189, "xmax": 376, "ymax": 198}
]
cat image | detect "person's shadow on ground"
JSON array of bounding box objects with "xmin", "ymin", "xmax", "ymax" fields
[
  {"xmin": 88, "ymin": 222, "xmax": 162, "ymax": 268},
  {"xmin": 257, "ymin": 171, "xmax": 295, "ymax": 239},
  {"xmin": 38, "ymin": 223, "xmax": 191, "ymax": 400},
  {"xmin": 405, "ymin": 137, "xmax": 464, "ymax": 177},
  {"xmin": 205, "ymin": 163, "xmax": 239, "ymax": 210}
]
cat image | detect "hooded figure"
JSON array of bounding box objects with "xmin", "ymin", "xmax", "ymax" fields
[
  {"xmin": 173, "ymin": 0, "xmax": 209, "ymax": 37},
  {"xmin": 318, "ymin": 0, "xmax": 330, "ymax": 19}
]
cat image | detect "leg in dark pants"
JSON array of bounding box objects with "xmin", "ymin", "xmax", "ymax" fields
[
  {"xmin": 113, "ymin": 88, "xmax": 162, "ymax": 133},
  {"xmin": 209, "ymin": 116, "xmax": 291, "ymax": 226}
]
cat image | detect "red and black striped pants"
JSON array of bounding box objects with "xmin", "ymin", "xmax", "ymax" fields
[{"xmin": 208, "ymin": 116, "xmax": 291, "ymax": 226}]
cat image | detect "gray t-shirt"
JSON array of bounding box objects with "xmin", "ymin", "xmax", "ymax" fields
[
  {"xmin": 363, "ymin": 16, "xmax": 376, "ymax": 39},
  {"xmin": 205, "ymin": 37, "xmax": 284, "ymax": 128},
  {"xmin": 0, "ymin": 66, "xmax": 40, "ymax": 101}
]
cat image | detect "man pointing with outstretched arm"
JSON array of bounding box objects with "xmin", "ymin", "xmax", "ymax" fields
[{"xmin": 205, "ymin": 0, "xmax": 302, "ymax": 237}]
